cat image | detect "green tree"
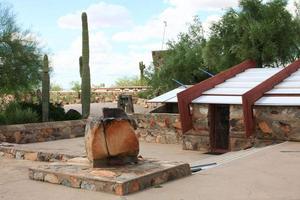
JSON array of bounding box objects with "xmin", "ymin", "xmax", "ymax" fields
[
  {"xmin": 0, "ymin": 3, "xmax": 44, "ymax": 95},
  {"xmin": 146, "ymin": 17, "xmax": 208, "ymax": 95},
  {"xmin": 50, "ymin": 83, "xmax": 63, "ymax": 91},
  {"xmin": 204, "ymin": 0, "xmax": 300, "ymax": 68},
  {"xmin": 70, "ymin": 81, "xmax": 81, "ymax": 98},
  {"xmin": 114, "ymin": 76, "xmax": 143, "ymax": 87}
]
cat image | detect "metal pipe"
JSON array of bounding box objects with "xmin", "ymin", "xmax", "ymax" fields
[
  {"xmin": 190, "ymin": 162, "xmax": 217, "ymax": 172},
  {"xmin": 199, "ymin": 68, "xmax": 214, "ymax": 77},
  {"xmin": 171, "ymin": 79, "xmax": 187, "ymax": 88}
]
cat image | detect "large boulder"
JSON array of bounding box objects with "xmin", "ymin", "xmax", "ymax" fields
[{"xmin": 85, "ymin": 108, "xmax": 139, "ymax": 167}]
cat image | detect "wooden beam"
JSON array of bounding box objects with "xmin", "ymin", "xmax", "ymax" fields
[
  {"xmin": 177, "ymin": 60, "xmax": 256, "ymax": 133},
  {"xmin": 242, "ymin": 59, "xmax": 300, "ymax": 137}
]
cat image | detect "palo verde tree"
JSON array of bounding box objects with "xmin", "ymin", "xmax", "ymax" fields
[
  {"xmin": 146, "ymin": 17, "xmax": 208, "ymax": 95},
  {"xmin": 0, "ymin": 3, "xmax": 44, "ymax": 96},
  {"xmin": 203, "ymin": 0, "xmax": 300, "ymax": 68}
]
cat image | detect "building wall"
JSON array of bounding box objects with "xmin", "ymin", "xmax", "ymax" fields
[
  {"xmin": 229, "ymin": 105, "xmax": 253, "ymax": 151},
  {"xmin": 133, "ymin": 113, "xmax": 182, "ymax": 144},
  {"xmin": 255, "ymin": 106, "xmax": 300, "ymax": 142},
  {"xmin": 183, "ymin": 104, "xmax": 300, "ymax": 152},
  {"xmin": 182, "ymin": 104, "xmax": 210, "ymax": 151},
  {"xmin": 0, "ymin": 120, "xmax": 85, "ymax": 144}
]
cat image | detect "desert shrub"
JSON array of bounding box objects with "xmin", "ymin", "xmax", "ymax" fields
[
  {"xmin": 0, "ymin": 102, "xmax": 39, "ymax": 125},
  {"xmin": 0, "ymin": 101, "xmax": 82, "ymax": 125},
  {"xmin": 19, "ymin": 101, "xmax": 82, "ymax": 121},
  {"xmin": 49, "ymin": 103, "xmax": 67, "ymax": 121},
  {"xmin": 65, "ymin": 109, "xmax": 82, "ymax": 120},
  {"xmin": 0, "ymin": 112, "xmax": 6, "ymax": 125},
  {"xmin": 137, "ymin": 90, "xmax": 153, "ymax": 99}
]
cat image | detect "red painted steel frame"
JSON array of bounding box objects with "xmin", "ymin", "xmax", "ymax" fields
[
  {"xmin": 242, "ymin": 59, "xmax": 300, "ymax": 137},
  {"xmin": 177, "ymin": 60, "xmax": 257, "ymax": 133}
]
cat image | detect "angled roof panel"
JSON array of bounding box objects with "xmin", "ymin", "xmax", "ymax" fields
[
  {"xmin": 149, "ymin": 65, "xmax": 300, "ymax": 106},
  {"xmin": 193, "ymin": 95, "xmax": 242, "ymax": 104},
  {"xmin": 147, "ymin": 86, "xmax": 187, "ymax": 103},
  {"xmin": 255, "ymin": 97, "xmax": 300, "ymax": 106},
  {"xmin": 203, "ymin": 88, "xmax": 250, "ymax": 95},
  {"xmin": 265, "ymin": 88, "xmax": 300, "ymax": 94}
]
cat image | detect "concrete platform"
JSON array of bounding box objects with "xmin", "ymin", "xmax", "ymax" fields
[
  {"xmin": 1, "ymin": 142, "xmax": 300, "ymax": 199},
  {"xmin": 0, "ymin": 137, "xmax": 211, "ymax": 163},
  {"xmin": 29, "ymin": 158, "xmax": 191, "ymax": 196}
]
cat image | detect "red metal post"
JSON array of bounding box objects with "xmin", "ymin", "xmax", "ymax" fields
[
  {"xmin": 177, "ymin": 60, "xmax": 257, "ymax": 133},
  {"xmin": 242, "ymin": 59, "xmax": 300, "ymax": 137}
]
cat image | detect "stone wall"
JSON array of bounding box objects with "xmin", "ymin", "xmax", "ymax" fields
[
  {"xmin": 183, "ymin": 104, "xmax": 210, "ymax": 151},
  {"xmin": 50, "ymin": 91, "xmax": 141, "ymax": 105},
  {"xmin": 229, "ymin": 105, "xmax": 252, "ymax": 151},
  {"xmin": 255, "ymin": 106, "xmax": 300, "ymax": 142},
  {"xmin": 133, "ymin": 113, "xmax": 182, "ymax": 144},
  {"xmin": 183, "ymin": 104, "xmax": 252, "ymax": 151},
  {"xmin": 0, "ymin": 120, "xmax": 86, "ymax": 144}
]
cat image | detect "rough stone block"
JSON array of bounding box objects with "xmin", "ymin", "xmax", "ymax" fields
[
  {"xmin": 44, "ymin": 174, "xmax": 59, "ymax": 184},
  {"xmin": 183, "ymin": 135, "xmax": 210, "ymax": 151},
  {"xmin": 24, "ymin": 152, "xmax": 38, "ymax": 161},
  {"xmin": 29, "ymin": 158, "xmax": 191, "ymax": 196}
]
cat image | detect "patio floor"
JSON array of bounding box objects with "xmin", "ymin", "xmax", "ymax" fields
[{"xmin": 1, "ymin": 140, "xmax": 300, "ymax": 200}]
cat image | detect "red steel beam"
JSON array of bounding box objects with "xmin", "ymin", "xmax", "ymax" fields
[
  {"xmin": 177, "ymin": 60, "xmax": 257, "ymax": 133},
  {"xmin": 242, "ymin": 59, "xmax": 300, "ymax": 137}
]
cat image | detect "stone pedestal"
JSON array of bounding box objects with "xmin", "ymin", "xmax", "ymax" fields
[{"xmin": 29, "ymin": 158, "xmax": 191, "ymax": 196}]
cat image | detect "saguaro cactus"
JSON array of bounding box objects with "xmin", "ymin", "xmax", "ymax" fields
[
  {"xmin": 139, "ymin": 61, "xmax": 145, "ymax": 85},
  {"xmin": 42, "ymin": 54, "xmax": 50, "ymax": 122},
  {"xmin": 81, "ymin": 12, "xmax": 91, "ymax": 119},
  {"xmin": 79, "ymin": 56, "xmax": 83, "ymax": 78}
]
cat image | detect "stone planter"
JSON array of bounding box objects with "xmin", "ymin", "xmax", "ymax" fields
[{"xmin": 0, "ymin": 120, "xmax": 86, "ymax": 144}]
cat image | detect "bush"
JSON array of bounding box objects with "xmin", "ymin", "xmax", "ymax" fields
[
  {"xmin": 0, "ymin": 102, "xmax": 39, "ymax": 125},
  {"xmin": 137, "ymin": 90, "xmax": 154, "ymax": 99},
  {"xmin": 0, "ymin": 112, "xmax": 6, "ymax": 125},
  {"xmin": 20, "ymin": 101, "xmax": 82, "ymax": 121},
  {"xmin": 0, "ymin": 101, "xmax": 82, "ymax": 125},
  {"xmin": 65, "ymin": 109, "xmax": 82, "ymax": 120}
]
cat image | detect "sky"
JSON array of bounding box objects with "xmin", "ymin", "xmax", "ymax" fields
[{"xmin": 5, "ymin": 0, "xmax": 298, "ymax": 89}]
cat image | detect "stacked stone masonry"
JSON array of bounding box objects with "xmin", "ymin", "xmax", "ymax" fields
[
  {"xmin": 0, "ymin": 120, "xmax": 85, "ymax": 144},
  {"xmin": 255, "ymin": 106, "xmax": 300, "ymax": 142},
  {"xmin": 133, "ymin": 113, "xmax": 182, "ymax": 144},
  {"xmin": 183, "ymin": 104, "xmax": 300, "ymax": 152}
]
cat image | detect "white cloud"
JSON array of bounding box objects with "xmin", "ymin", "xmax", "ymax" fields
[
  {"xmin": 52, "ymin": 31, "xmax": 153, "ymax": 88},
  {"xmin": 57, "ymin": 2, "xmax": 133, "ymax": 29},
  {"xmin": 287, "ymin": 0, "xmax": 299, "ymax": 16},
  {"xmin": 112, "ymin": 0, "xmax": 238, "ymax": 43},
  {"xmin": 166, "ymin": 0, "xmax": 238, "ymax": 11},
  {"xmin": 53, "ymin": 0, "xmax": 240, "ymax": 88},
  {"xmin": 202, "ymin": 15, "xmax": 221, "ymax": 37}
]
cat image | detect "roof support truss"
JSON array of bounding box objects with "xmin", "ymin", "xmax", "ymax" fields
[
  {"xmin": 177, "ymin": 60, "xmax": 256, "ymax": 133},
  {"xmin": 242, "ymin": 59, "xmax": 300, "ymax": 137}
]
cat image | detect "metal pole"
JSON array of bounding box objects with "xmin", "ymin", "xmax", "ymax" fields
[
  {"xmin": 172, "ymin": 79, "xmax": 187, "ymax": 88},
  {"xmin": 199, "ymin": 68, "xmax": 214, "ymax": 77},
  {"xmin": 161, "ymin": 21, "xmax": 167, "ymax": 50}
]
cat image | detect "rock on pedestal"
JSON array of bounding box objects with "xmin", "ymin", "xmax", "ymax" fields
[{"xmin": 85, "ymin": 108, "xmax": 139, "ymax": 167}]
